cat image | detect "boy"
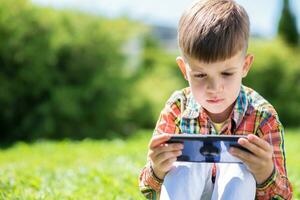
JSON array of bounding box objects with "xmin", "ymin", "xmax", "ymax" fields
[{"xmin": 139, "ymin": 0, "xmax": 293, "ymax": 199}]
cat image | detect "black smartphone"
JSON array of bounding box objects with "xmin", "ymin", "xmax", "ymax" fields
[{"xmin": 166, "ymin": 134, "xmax": 251, "ymax": 163}]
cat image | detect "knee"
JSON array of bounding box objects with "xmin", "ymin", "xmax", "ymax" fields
[{"xmin": 163, "ymin": 164, "xmax": 190, "ymax": 185}]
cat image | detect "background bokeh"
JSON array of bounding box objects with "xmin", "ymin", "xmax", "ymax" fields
[
  {"xmin": 0, "ymin": 0, "xmax": 299, "ymax": 141},
  {"xmin": 0, "ymin": 0, "xmax": 299, "ymax": 199}
]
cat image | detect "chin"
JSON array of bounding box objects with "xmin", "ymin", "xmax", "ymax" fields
[
  {"xmin": 203, "ymin": 105, "xmax": 229, "ymax": 115},
  {"xmin": 206, "ymin": 109, "xmax": 226, "ymax": 115}
]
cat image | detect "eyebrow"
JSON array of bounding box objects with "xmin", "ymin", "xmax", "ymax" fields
[
  {"xmin": 189, "ymin": 65, "xmax": 239, "ymax": 72},
  {"xmin": 223, "ymin": 67, "xmax": 238, "ymax": 71}
]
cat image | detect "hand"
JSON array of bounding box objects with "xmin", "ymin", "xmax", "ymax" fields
[
  {"xmin": 229, "ymin": 134, "xmax": 274, "ymax": 184},
  {"xmin": 147, "ymin": 133, "xmax": 183, "ymax": 180}
]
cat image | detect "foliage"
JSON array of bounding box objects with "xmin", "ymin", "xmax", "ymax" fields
[
  {"xmin": 278, "ymin": 0, "xmax": 299, "ymax": 46},
  {"xmin": 0, "ymin": 0, "xmax": 141, "ymax": 141},
  {"xmin": 0, "ymin": 0, "xmax": 299, "ymax": 142},
  {"xmin": 245, "ymin": 39, "xmax": 300, "ymax": 127},
  {"xmin": 0, "ymin": 129, "xmax": 299, "ymax": 199},
  {"xmin": 126, "ymin": 34, "xmax": 186, "ymax": 129}
]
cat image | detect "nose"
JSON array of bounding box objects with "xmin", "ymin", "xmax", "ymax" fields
[{"xmin": 206, "ymin": 78, "xmax": 223, "ymax": 93}]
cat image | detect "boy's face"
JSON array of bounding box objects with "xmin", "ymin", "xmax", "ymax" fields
[{"xmin": 177, "ymin": 50, "xmax": 254, "ymax": 122}]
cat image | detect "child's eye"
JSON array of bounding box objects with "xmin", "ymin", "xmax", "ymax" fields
[
  {"xmin": 222, "ymin": 72, "xmax": 233, "ymax": 76},
  {"xmin": 194, "ymin": 74, "xmax": 207, "ymax": 78}
]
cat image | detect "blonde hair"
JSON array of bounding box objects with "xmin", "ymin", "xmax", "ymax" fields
[{"xmin": 178, "ymin": 0, "xmax": 250, "ymax": 63}]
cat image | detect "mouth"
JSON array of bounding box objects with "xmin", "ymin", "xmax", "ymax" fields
[{"xmin": 206, "ymin": 99, "xmax": 224, "ymax": 104}]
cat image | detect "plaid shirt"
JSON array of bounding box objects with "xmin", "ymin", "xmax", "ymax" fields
[{"xmin": 139, "ymin": 85, "xmax": 293, "ymax": 200}]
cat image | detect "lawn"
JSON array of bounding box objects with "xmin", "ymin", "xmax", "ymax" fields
[{"xmin": 0, "ymin": 129, "xmax": 299, "ymax": 199}]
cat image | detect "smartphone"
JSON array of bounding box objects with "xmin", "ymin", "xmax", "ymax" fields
[{"xmin": 166, "ymin": 134, "xmax": 251, "ymax": 163}]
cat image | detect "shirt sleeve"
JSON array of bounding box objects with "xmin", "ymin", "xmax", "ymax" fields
[
  {"xmin": 255, "ymin": 113, "xmax": 293, "ymax": 200},
  {"xmin": 138, "ymin": 92, "xmax": 183, "ymax": 199}
]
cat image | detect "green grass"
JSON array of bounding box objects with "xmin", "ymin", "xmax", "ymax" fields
[
  {"xmin": 0, "ymin": 129, "xmax": 299, "ymax": 199},
  {"xmin": 285, "ymin": 129, "xmax": 300, "ymax": 199}
]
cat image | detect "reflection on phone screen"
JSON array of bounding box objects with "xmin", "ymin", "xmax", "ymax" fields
[{"xmin": 178, "ymin": 140, "xmax": 244, "ymax": 163}]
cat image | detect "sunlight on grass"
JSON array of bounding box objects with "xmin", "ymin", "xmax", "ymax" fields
[
  {"xmin": 285, "ymin": 128, "xmax": 300, "ymax": 199},
  {"xmin": 0, "ymin": 133, "xmax": 150, "ymax": 200},
  {"xmin": 0, "ymin": 129, "xmax": 299, "ymax": 199}
]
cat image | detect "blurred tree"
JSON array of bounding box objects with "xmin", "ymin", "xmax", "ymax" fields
[
  {"xmin": 0, "ymin": 0, "xmax": 141, "ymax": 141},
  {"xmin": 245, "ymin": 39, "xmax": 300, "ymax": 127},
  {"xmin": 127, "ymin": 32, "xmax": 186, "ymax": 130},
  {"xmin": 278, "ymin": 0, "xmax": 299, "ymax": 46}
]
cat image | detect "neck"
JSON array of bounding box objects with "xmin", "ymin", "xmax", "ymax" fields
[{"xmin": 205, "ymin": 103, "xmax": 235, "ymax": 123}]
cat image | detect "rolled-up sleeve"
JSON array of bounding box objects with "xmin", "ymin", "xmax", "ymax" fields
[
  {"xmin": 255, "ymin": 114, "xmax": 293, "ymax": 200},
  {"xmin": 138, "ymin": 91, "xmax": 183, "ymax": 199}
]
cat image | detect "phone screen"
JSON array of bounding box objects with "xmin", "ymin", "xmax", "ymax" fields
[{"xmin": 167, "ymin": 134, "xmax": 251, "ymax": 163}]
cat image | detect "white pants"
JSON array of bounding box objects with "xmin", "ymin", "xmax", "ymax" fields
[{"xmin": 160, "ymin": 162, "xmax": 256, "ymax": 200}]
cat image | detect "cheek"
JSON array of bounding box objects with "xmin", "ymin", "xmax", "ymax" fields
[
  {"xmin": 223, "ymin": 77, "xmax": 243, "ymax": 98},
  {"xmin": 189, "ymin": 81, "xmax": 207, "ymax": 102},
  {"xmin": 189, "ymin": 79, "xmax": 205, "ymax": 91},
  {"xmin": 223, "ymin": 78, "xmax": 237, "ymax": 89},
  {"xmin": 223, "ymin": 75, "xmax": 242, "ymax": 88}
]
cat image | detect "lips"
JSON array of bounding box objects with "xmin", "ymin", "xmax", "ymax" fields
[{"xmin": 206, "ymin": 98, "xmax": 224, "ymax": 104}]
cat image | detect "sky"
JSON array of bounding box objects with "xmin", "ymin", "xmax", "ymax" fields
[{"xmin": 31, "ymin": 0, "xmax": 300, "ymax": 38}]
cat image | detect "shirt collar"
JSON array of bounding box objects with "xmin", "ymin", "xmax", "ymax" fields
[
  {"xmin": 231, "ymin": 85, "xmax": 249, "ymax": 128},
  {"xmin": 181, "ymin": 85, "xmax": 248, "ymax": 129},
  {"xmin": 181, "ymin": 91, "xmax": 201, "ymax": 119}
]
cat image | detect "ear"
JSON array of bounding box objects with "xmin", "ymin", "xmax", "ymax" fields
[
  {"xmin": 176, "ymin": 56, "xmax": 188, "ymax": 80},
  {"xmin": 242, "ymin": 54, "xmax": 254, "ymax": 78}
]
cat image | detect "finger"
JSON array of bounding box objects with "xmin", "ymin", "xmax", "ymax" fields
[
  {"xmin": 247, "ymin": 134, "xmax": 272, "ymax": 152},
  {"xmin": 152, "ymin": 143, "xmax": 184, "ymax": 157},
  {"xmin": 230, "ymin": 147, "xmax": 273, "ymax": 174},
  {"xmin": 149, "ymin": 133, "xmax": 172, "ymax": 149},
  {"xmin": 148, "ymin": 143, "xmax": 183, "ymax": 162},
  {"xmin": 154, "ymin": 150, "xmax": 182, "ymax": 165},
  {"xmin": 230, "ymin": 147, "xmax": 259, "ymax": 164},
  {"xmin": 238, "ymin": 138, "xmax": 268, "ymax": 158}
]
